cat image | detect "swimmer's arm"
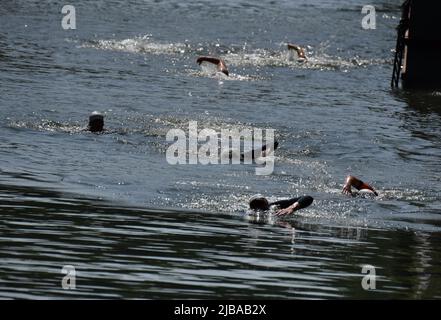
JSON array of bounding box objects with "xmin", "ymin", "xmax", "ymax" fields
[
  {"xmin": 287, "ymin": 43, "xmax": 307, "ymax": 60},
  {"xmin": 270, "ymin": 197, "xmax": 299, "ymax": 209},
  {"xmin": 196, "ymin": 56, "xmax": 222, "ymax": 65},
  {"xmin": 274, "ymin": 196, "xmax": 314, "ymax": 216},
  {"xmin": 287, "ymin": 43, "xmax": 301, "ymax": 51},
  {"xmin": 197, "ymin": 56, "xmax": 229, "ymax": 75},
  {"xmin": 342, "ymin": 175, "xmax": 378, "ymax": 196},
  {"xmin": 240, "ymin": 141, "xmax": 279, "ymax": 160}
]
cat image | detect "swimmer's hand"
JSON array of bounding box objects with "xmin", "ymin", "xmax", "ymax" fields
[
  {"xmin": 342, "ymin": 182, "xmax": 354, "ymax": 196},
  {"xmin": 275, "ymin": 202, "xmax": 299, "ymax": 216}
]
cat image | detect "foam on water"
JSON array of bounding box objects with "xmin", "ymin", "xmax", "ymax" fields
[
  {"xmin": 80, "ymin": 35, "xmax": 189, "ymax": 55},
  {"xmin": 223, "ymin": 46, "xmax": 390, "ymax": 71},
  {"xmin": 77, "ymin": 36, "xmax": 390, "ymax": 75},
  {"xmin": 189, "ymin": 69, "xmax": 261, "ymax": 81},
  {"xmin": 8, "ymin": 119, "xmax": 85, "ymax": 134}
]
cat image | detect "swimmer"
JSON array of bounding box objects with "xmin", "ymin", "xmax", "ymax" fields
[
  {"xmin": 240, "ymin": 140, "xmax": 279, "ymax": 161},
  {"xmin": 87, "ymin": 111, "xmax": 105, "ymax": 133},
  {"xmin": 196, "ymin": 56, "xmax": 229, "ymax": 76},
  {"xmin": 227, "ymin": 140, "xmax": 279, "ymax": 161},
  {"xmin": 249, "ymin": 194, "xmax": 314, "ymax": 216},
  {"xmin": 287, "ymin": 43, "xmax": 308, "ymax": 62},
  {"xmin": 342, "ymin": 175, "xmax": 378, "ymax": 197}
]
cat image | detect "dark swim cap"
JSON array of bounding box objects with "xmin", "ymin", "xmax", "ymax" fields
[
  {"xmin": 249, "ymin": 195, "xmax": 269, "ymax": 210},
  {"xmin": 88, "ymin": 111, "xmax": 105, "ymax": 133},
  {"xmin": 89, "ymin": 111, "xmax": 104, "ymax": 122}
]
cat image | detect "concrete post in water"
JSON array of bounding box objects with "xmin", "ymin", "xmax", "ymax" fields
[{"xmin": 392, "ymin": 1, "xmax": 441, "ymax": 89}]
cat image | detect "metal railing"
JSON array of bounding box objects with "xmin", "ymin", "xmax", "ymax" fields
[{"xmin": 391, "ymin": 0, "xmax": 411, "ymax": 88}]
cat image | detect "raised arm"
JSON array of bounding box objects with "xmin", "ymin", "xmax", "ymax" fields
[
  {"xmin": 196, "ymin": 56, "xmax": 229, "ymax": 76},
  {"xmin": 342, "ymin": 175, "xmax": 378, "ymax": 196},
  {"xmin": 287, "ymin": 43, "xmax": 307, "ymax": 60},
  {"xmin": 196, "ymin": 56, "xmax": 222, "ymax": 65}
]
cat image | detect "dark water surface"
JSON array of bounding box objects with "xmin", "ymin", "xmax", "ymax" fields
[{"xmin": 1, "ymin": 0, "xmax": 441, "ymax": 298}]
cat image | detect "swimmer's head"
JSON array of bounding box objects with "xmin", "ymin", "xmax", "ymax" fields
[
  {"xmin": 249, "ymin": 195, "xmax": 270, "ymax": 211},
  {"xmin": 88, "ymin": 111, "xmax": 104, "ymax": 132}
]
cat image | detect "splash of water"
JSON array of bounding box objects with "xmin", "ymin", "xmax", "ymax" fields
[{"xmin": 80, "ymin": 35, "xmax": 189, "ymax": 55}]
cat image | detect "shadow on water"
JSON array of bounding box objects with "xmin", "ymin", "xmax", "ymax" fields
[
  {"xmin": 390, "ymin": 90, "xmax": 441, "ymax": 163},
  {"xmin": 1, "ymin": 179, "xmax": 441, "ymax": 299},
  {"xmin": 393, "ymin": 89, "xmax": 441, "ymax": 130}
]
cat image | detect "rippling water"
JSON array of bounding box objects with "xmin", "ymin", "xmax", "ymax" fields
[{"xmin": 1, "ymin": 0, "xmax": 441, "ymax": 299}]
